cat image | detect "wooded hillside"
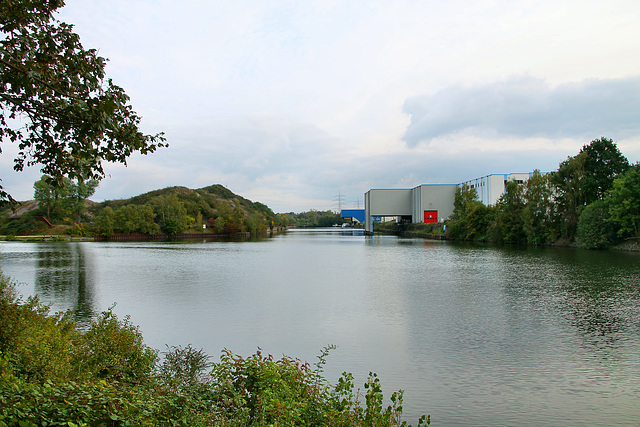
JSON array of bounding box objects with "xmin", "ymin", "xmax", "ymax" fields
[{"xmin": 0, "ymin": 184, "xmax": 289, "ymax": 237}]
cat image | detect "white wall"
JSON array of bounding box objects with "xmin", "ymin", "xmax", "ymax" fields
[{"xmin": 460, "ymin": 173, "xmax": 533, "ymax": 205}]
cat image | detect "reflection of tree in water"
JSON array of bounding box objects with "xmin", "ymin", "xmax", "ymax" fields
[
  {"xmin": 34, "ymin": 243, "xmax": 95, "ymax": 329},
  {"xmin": 495, "ymin": 246, "xmax": 640, "ymax": 358},
  {"xmin": 547, "ymin": 250, "xmax": 640, "ymax": 353}
]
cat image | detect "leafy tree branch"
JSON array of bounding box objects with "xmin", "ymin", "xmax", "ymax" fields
[{"xmin": 0, "ymin": 0, "xmax": 166, "ymax": 204}]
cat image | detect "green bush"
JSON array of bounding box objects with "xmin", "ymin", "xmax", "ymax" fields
[
  {"xmin": 576, "ymin": 199, "xmax": 619, "ymax": 249},
  {"xmin": 65, "ymin": 223, "xmax": 92, "ymax": 237},
  {"xmin": 208, "ymin": 347, "xmax": 430, "ymax": 426},
  {"xmin": 0, "ymin": 216, "xmax": 43, "ymax": 236},
  {"xmin": 80, "ymin": 308, "xmax": 158, "ymax": 383}
]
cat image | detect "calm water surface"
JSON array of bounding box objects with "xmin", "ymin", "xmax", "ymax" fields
[{"xmin": 1, "ymin": 229, "xmax": 639, "ymax": 426}]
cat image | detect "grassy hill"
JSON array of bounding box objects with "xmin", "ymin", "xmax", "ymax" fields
[{"xmin": 0, "ymin": 185, "xmax": 288, "ymax": 237}]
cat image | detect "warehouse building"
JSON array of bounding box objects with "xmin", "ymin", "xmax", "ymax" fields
[{"xmin": 364, "ymin": 173, "xmax": 534, "ymax": 234}]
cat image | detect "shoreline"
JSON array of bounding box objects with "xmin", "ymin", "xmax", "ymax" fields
[{"xmin": 392, "ymin": 229, "xmax": 640, "ymax": 252}]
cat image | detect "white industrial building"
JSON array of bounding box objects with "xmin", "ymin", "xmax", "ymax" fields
[{"xmin": 364, "ymin": 173, "xmax": 534, "ymax": 234}]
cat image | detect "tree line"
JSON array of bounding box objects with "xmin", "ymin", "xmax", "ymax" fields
[
  {"xmin": 277, "ymin": 210, "xmax": 344, "ymax": 228},
  {"xmin": 446, "ymin": 137, "xmax": 638, "ymax": 249}
]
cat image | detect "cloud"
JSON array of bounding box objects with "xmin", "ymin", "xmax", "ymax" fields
[{"xmin": 402, "ymin": 76, "xmax": 640, "ymax": 146}]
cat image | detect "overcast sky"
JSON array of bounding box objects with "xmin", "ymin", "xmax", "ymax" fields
[{"xmin": 3, "ymin": 0, "xmax": 639, "ymax": 212}]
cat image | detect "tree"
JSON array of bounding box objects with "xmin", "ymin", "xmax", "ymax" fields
[
  {"xmin": 449, "ymin": 183, "xmax": 485, "ymax": 240},
  {"xmin": 576, "ymin": 200, "xmax": 617, "ymax": 249},
  {"xmin": 607, "ymin": 163, "xmax": 640, "ymax": 239},
  {"xmin": 551, "ymin": 151, "xmax": 588, "ymax": 238},
  {"xmin": 523, "ymin": 170, "xmax": 555, "ymax": 245},
  {"xmin": 0, "ymin": 0, "xmax": 166, "ymax": 203},
  {"xmin": 68, "ymin": 178, "xmax": 98, "ymax": 223},
  {"xmin": 232, "ymin": 200, "xmax": 246, "ymax": 232},
  {"xmin": 581, "ymin": 137, "xmax": 630, "ymax": 202},
  {"xmin": 93, "ymin": 206, "xmax": 115, "ymax": 237},
  {"xmin": 452, "ymin": 184, "xmax": 481, "ymax": 220},
  {"xmin": 135, "ymin": 205, "xmax": 160, "ymax": 235},
  {"xmin": 33, "ymin": 175, "xmax": 70, "ymax": 219},
  {"xmin": 551, "ymin": 138, "xmax": 629, "ymax": 239},
  {"xmin": 492, "ymin": 180, "xmax": 526, "ymax": 244},
  {"xmin": 246, "ymin": 213, "xmax": 262, "ymax": 234},
  {"xmin": 151, "ymin": 194, "xmax": 189, "ymax": 236},
  {"xmin": 113, "ymin": 205, "xmax": 139, "ymax": 234}
]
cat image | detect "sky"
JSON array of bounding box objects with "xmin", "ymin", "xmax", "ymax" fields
[{"xmin": 2, "ymin": 0, "xmax": 640, "ymax": 213}]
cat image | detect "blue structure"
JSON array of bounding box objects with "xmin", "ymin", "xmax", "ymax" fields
[{"xmin": 341, "ymin": 209, "xmax": 365, "ymax": 223}]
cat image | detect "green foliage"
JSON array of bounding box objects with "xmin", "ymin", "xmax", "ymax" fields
[
  {"xmin": 33, "ymin": 176, "xmax": 71, "ymax": 219},
  {"xmin": 0, "ymin": 0, "xmax": 166, "ymax": 204},
  {"xmin": 552, "ymin": 137, "xmax": 629, "ymax": 238},
  {"xmin": 158, "ymin": 345, "xmax": 212, "ymax": 392},
  {"xmin": 0, "ymin": 215, "xmax": 45, "ymax": 236},
  {"xmin": 151, "ymin": 193, "xmax": 190, "ymax": 236},
  {"xmin": 606, "ymin": 163, "xmax": 640, "ymax": 239},
  {"xmin": 86, "ymin": 185, "xmax": 278, "ymax": 237},
  {"xmin": 68, "ymin": 179, "xmax": 99, "ymax": 223},
  {"xmin": 114, "ymin": 204, "xmax": 159, "ymax": 235},
  {"xmin": 447, "ymin": 184, "xmax": 491, "ymax": 240},
  {"xmin": 581, "ymin": 137, "xmax": 630, "ymax": 202},
  {"xmin": 492, "ymin": 180, "xmax": 527, "ymax": 244},
  {"xmin": 246, "ymin": 213, "xmax": 263, "ymax": 234},
  {"xmin": 31, "ymin": 175, "xmax": 98, "ymax": 225},
  {"xmin": 80, "ymin": 308, "xmax": 158, "ymax": 384},
  {"xmin": 65, "ymin": 222, "xmax": 92, "ymax": 237},
  {"xmin": 285, "ymin": 210, "xmax": 343, "ymax": 227},
  {"xmin": 4, "ymin": 181, "xmax": 279, "ymax": 238},
  {"xmin": 93, "ymin": 204, "xmax": 160, "ymax": 237},
  {"xmin": 576, "ymin": 199, "xmax": 618, "ymax": 249},
  {"xmin": 451, "ymin": 183, "xmax": 480, "ymax": 222},
  {"xmin": 464, "ymin": 203, "xmax": 494, "ymax": 241},
  {"xmin": 209, "ymin": 347, "xmax": 430, "ymax": 426},
  {"xmin": 523, "ymin": 170, "xmax": 556, "ymax": 245},
  {"xmin": 92, "ymin": 206, "xmax": 116, "ymax": 237}
]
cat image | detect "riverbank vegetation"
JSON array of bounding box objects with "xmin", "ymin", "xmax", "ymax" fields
[
  {"xmin": 445, "ymin": 138, "xmax": 638, "ymax": 249},
  {"xmin": 0, "ymin": 272, "xmax": 430, "ymax": 426}
]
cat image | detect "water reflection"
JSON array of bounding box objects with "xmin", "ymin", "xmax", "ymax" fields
[
  {"xmin": 498, "ymin": 246, "xmax": 640, "ymax": 353},
  {"xmin": 34, "ymin": 243, "xmax": 96, "ymax": 328}
]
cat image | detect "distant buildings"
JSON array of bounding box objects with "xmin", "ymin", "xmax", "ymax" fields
[{"xmin": 364, "ymin": 173, "xmax": 534, "ymax": 234}]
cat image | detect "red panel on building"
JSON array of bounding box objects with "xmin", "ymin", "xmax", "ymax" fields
[{"xmin": 424, "ymin": 210, "xmax": 438, "ymax": 223}]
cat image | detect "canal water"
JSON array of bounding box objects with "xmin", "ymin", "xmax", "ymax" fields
[{"xmin": 1, "ymin": 229, "xmax": 639, "ymax": 426}]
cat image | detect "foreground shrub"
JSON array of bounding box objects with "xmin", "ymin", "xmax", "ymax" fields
[{"xmin": 208, "ymin": 347, "xmax": 429, "ymax": 426}]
